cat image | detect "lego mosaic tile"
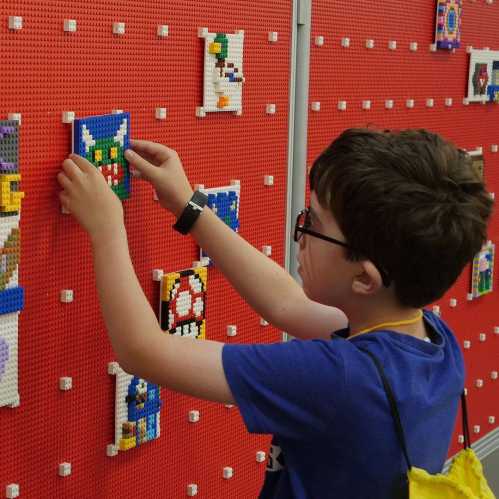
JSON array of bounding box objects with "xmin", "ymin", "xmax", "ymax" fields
[
  {"xmin": 199, "ymin": 184, "xmax": 240, "ymax": 262},
  {"xmin": 159, "ymin": 267, "xmax": 207, "ymax": 339},
  {"xmin": 199, "ymin": 30, "xmax": 245, "ymax": 114},
  {"xmin": 467, "ymin": 49, "xmax": 499, "ymax": 103},
  {"xmin": 108, "ymin": 362, "xmax": 163, "ymax": 454},
  {"xmin": 471, "ymin": 241, "xmax": 495, "ymax": 298},
  {"xmin": 435, "ymin": 0, "xmax": 462, "ymax": 50},
  {"xmin": 72, "ymin": 113, "xmax": 131, "ymax": 200}
]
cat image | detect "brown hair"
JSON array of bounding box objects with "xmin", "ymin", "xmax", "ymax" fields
[{"xmin": 309, "ymin": 128, "xmax": 494, "ymax": 308}]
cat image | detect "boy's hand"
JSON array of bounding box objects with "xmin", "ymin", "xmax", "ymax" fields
[
  {"xmin": 125, "ymin": 140, "xmax": 194, "ymax": 217},
  {"xmin": 57, "ymin": 154, "xmax": 125, "ymax": 243}
]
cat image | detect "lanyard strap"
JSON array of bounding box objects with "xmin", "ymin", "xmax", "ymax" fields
[{"xmin": 358, "ymin": 347, "xmax": 469, "ymax": 472}]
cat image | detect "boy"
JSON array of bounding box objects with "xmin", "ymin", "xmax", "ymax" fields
[{"xmin": 57, "ymin": 128, "xmax": 493, "ymax": 498}]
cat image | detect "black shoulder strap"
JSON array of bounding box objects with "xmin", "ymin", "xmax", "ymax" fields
[
  {"xmin": 358, "ymin": 347, "xmax": 470, "ymax": 473},
  {"xmin": 358, "ymin": 347, "xmax": 412, "ymax": 471}
]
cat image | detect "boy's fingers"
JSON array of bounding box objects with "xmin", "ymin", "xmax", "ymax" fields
[
  {"xmin": 124, "ymin": 150, "xmax": 159, "ymax": 181},
  {"xmin": 130, "ymin": 139, "xmax": 174, "ymax": 163},
  {"xmin": 69, "ymin": 154, "xmax": 96, "ymax": 174},
  {"xmin": 62, "ymin": 158, "xmax": 84, "ymax": 180},
  {"xmin": 57, "ymin": 171, "xmax": 73, "ymax": 191},
  {"xmin": 59, "ymin": 191, "xmax": 71, "ymax": 211}
]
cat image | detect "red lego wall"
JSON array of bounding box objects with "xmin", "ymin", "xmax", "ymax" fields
[
  {"xmin": 0, "ymin": 1, "xmax": 292, "ymax": 497},
  {"xmin": 308, "ymin": 0, "xmax": 498, "ymax": 458}
]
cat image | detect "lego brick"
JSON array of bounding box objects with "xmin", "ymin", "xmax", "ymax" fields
[
  {"xmin": 201, "ymin": 30, "xmax": 245, "ymax": 114},
  {"xmin": 471, "ymin": 241, "xmax": 495, "ymax": 298},
  {"xmin": 159, "ymin": 267, "xmax": 207, "ymax": 339},
  {"xmin": 72, "ymin": 113, "xmax": 131, "ymax": 201},
  {"xmin": 108, "ymin": 362, "xmax": 163, "ymax": 454},
  {"xmin": 434, "ymin": 0, "xmax": 462, "ymax": 50}
]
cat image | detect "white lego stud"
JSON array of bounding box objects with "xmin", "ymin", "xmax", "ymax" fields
[
  {"xmin": 260, "ymin": 318, "xmax": 269, "ymax": 326},
  {"xmin": 5, "ymin": 484, "xmax": 20, "ymax": 499},
  {"xmin": 112, "ymin": 109, "xmax": 124, "ymax": 115},
  {"xmin": 8, "ymin": 113, "xmax": 21, "ymax": 125},
  {"xmin": 223, "ymin": 467, "xmax": 234, "ymax": 479},
  {"xmin": 491, "ymin": 371, "xmax": 498, "ymax": 380},
  {"xmin": 366, "ymin": 39, "xmax": 375, "ymax": 49},
  {"xmin": 449, "ymin": 298, "xmax": 457, "ymax": 307},
  {"xmin": 60, "ymin": 290, "xmax": 74, "ymax": 303},
  {"xmin": 188, "ymin": 410, "xmax": 200, "ymax": 423},
  {"xmin": 338, "ymin": 101, "xmax": 347, "ymax": 111},
  {"xmin": 266, "ymin": 104, "xmax": 276, "ymax": 115},
  {"xmin": 458, "ymin": 435, "xmax": 464, "ymax": 444},
  {"xmin": 462, "ymin": 98, "xmax": 470, "ymax": 106},
  {"xmin": 388, "ymin": 40, "xmax": 397, "ymax": 50},
  {"xmin": 226, "ymin": 325, "xmax": 237, "ymax": 337},
  {"xmin": 432, "ymin": 305, "xmax": 440, "ymax": 316},
  {"xmin": 262, "ymin": 246, "xmax": 272, "ymax": 256},
  {"xmin": 195, "ymin": 107, "xmax": 206, "ymax": 118},
  {"xmin": 64, "ymin": 19, "xmax": 77, "ymax": 32},
  {"xmin": 8, "ymin": 16, "xmax": 23, "ymax": 30},
  {"xmin": 466, "ymin": 292, "xmax": 474, "ymax": 301},
  {"xmin": 59, "ymin": 377, "xmax": 73, "ymax": 391},
  {"xmin": 463, "ymin": 340, "xmax": 471, "ymax": 349},
  {"xmin": 479, "ymin": 333, "xmax": 486, "ymax": 342},
  {"xmin": 491, "ymin": 144, "xmax": 498, "ymax": 153},
  {"xmin": 224, "ymin": 404, "xmax": 234, "ymax": 409},
  {"xmin": 106, "ymin": 444, "xmax": 118, "ymax": 457},
  {"xmin": 268, "ymin": 32, "xmax": 278, "ymax": 43},
  {"xmin": 256, "ymin": 451, "xmax": 266, "ymax": 463},
  {"xmin": 473, "ymin": 425, "xmax": 480, "ymax": 434},
  {"xmin": 475, "ymin": 379, "xmax": 484, "ymax": 388},
  {"xmin": 362, "ymin": 100, "xmax": 371, "ymax": 110},
  {"xmin": 230, "ymin": 179, "xmax": 240, "ymax": 186},
  {"xmin": 409, "ymin": 42, "xmax": 418, "ymax": 52},
  {"xmin": 311, "ymin": 101, "xmax": 321, "ymax": 112},
  {"xmin": 429, "ymin": 43, "xmax": 437, "ymax": 52},
  {"xmin": 58, "ymin": 462, "xmax": 72, "ymax": 477},
  {"xmin": 62, "ymin": 111, "xmax": 75, "ymax": 124},
  {"xmin": 385, "ymin": 100, "xmax": 394, "ymax": 110},
  {"xmin": 113, "ymin": 22, "xmax": 125, "ymax": 35},
  {"xmin": 152, "ymin": 269, "xmax": 164, "ymax": 282},
  {"xmin": 426, "ymin": 98, "xmax": 434, "ymax": 108},
  {"xmin": 264, "ymin": 175, "xmax": 274, "ymax": 186},
  {"xmin": 155, "ymin": 108, "xmax": 167, "ymax": 120},
  {"xmin": 495, "ymin": 326, "xmax": 499, "ymax": 335},
  {"xmin": 341, "ymin": 37, "xmax": 350, "ymax": 48},
  {"xmin": 187, "ymin": 484, "xmax": 198, "ymax": 496},
  {"xmin": 406, "ymin": 99, "xmax": 415, "ymax": 109},
  {"xmin": 157, "ymin": 25, "xmax": 169, "ymax": 37},
  {"xmin": 315, "ymin": 36, "xmax": 324, "ymax": 46},
  {"xmin": 445, "ymin": 98, "xmax": 453, "ymax": 107},
  {"xmin": 489, "ymin": 416, "xmax": 496, "ymax": 424}
]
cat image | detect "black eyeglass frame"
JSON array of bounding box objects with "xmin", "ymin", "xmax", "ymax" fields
[{"xmin": 294, "ymin": 208, "xmax": 392, "ymax": 287}]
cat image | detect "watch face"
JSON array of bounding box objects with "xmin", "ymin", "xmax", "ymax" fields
[{"xmin": 160, "ymin": 267, "xmax": 207, "ymax": 339}]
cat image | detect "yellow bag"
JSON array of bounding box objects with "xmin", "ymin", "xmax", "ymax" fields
[{"xmin": 360, "ymin": 348, "xmax": 496, "ymax": 499}]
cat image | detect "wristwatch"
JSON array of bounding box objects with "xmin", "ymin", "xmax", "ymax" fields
[{"xmin": 173, "ymin": 191, "xmax": 208, "ymax": 235}]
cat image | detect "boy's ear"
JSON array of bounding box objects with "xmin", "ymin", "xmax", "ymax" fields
[{"xmin": 351, "ymin": 261, "xmax": 384, "ymax": 295}]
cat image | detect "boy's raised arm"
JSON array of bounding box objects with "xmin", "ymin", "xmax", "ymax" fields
[{"xmin": 126, "ymin": 141, "xmax": 348, "ymax": 340}]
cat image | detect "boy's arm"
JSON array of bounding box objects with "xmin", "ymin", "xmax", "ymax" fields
[
  {"xmin": 126, "ymin": 141, "xmax": 348, "ymax": 340},
  {"xmin": 190, "ymin": 207, "xmax": 348, "ymax": 340}
]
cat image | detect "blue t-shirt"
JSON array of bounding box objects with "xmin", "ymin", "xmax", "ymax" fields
[{"xmin": 222, "ymin": 310, "xmax": 464, "ymax": 499}]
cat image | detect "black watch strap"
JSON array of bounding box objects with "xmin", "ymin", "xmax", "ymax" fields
[{"xmin": 173, "ymin": 191, "xmax": 208, "ymax": 235}]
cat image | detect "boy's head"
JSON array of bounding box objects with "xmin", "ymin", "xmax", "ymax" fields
[{"xmin": 301, "ymin": 128, "xmax": 493, "ymax": 311}]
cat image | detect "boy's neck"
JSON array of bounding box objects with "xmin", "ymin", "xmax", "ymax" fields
[{"xmin": 346, "ymin": 305, "xmax": 426, "ymax": 340}]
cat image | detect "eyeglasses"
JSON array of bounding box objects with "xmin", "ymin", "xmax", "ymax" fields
[{"xmin": 294, "ymin": 208, "xmax": 392, "ymax": 287}]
